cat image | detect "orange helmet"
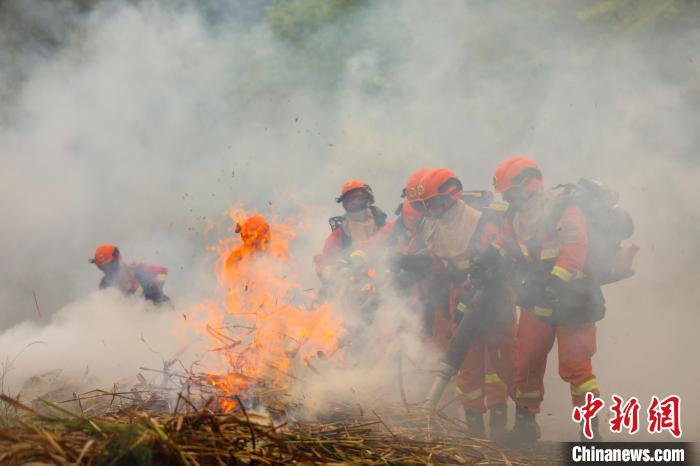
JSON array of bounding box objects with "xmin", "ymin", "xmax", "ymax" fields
[
  {"xmin": 89, "ymin": 243, "xmax": 121, "ymax": 269},
  {"xmin": 336, "ymin": 179, "xmax": 374, "ymax": 204},
  {"xmin": 236, "ymin": 214, "xmax": 271, "ymax": 247},
  {"xmin": 492, "ymin": 155, "xmax": 542, "ymax": 194},
  {"xmin": 415, "ymin": 168, "xmax": 463, "ymax": 202},
  {"xmin": 402, "ymin": 168, "xmax": 431, "ymax": 201}
]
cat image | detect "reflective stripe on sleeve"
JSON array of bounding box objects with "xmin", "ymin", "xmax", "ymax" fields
[
  {"xmin": 551, "ymin": 265, "xmax": 574, "ymax": 282},
  {"xmin": 350, "ymin": 250, "xmax": 367, "ymax": 260}
]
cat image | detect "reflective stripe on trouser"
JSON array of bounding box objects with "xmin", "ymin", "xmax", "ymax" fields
[
  {"xmin": 456, "ymin": 386, "xmax": 483, "ymax": 402},
  {"xmin": 515, "ymin": 388, "xmax": 542, "ymax": 399},
  {"xmin": 484, "ymin": 349, "xmax": 508, "ymax": 410},
  {"xmin": 570, "ymin": 377, "xmax": 600, "ymax": 406},
  {"xmin": 513, "ymin": 309, "xmax": 598, "ymax": 413},
  {"xmin": 455, "ymin": 326, "xmax": 515, "ymax": 413}
]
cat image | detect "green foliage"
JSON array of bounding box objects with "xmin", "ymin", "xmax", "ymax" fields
[
  {"xmin": 578, "ymin": 0, "xmax": 686, "ymax": 31},
  {"xmin": 97, "ymin": 425, "xmax": 154, "ymax": 466},
  {"xmin": 29, "ymin": 399, "xmax": 191, "ymax": 466},
  {"xmin": 0, "ymin": 397, "xmax": 18, "ymax": 428},
  {"xmin": 262, "ymin": 0, "xmax": 378, "ymax": 91},
  {"xmin": 0, "ymin": 359, "xmax": 18, "ymax": 428},
  {"xmin": 266, "ymin": 0, "xmax": 368, "ymax": 45}
]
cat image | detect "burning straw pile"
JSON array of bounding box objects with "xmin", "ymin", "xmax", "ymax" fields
[
  {"xmin": 0, "ymin": 393, "xmax": 525, "ymax": 465},
  {"xmin": 0, "ymin": 209, "xmax": 537, "ymax": 465}
]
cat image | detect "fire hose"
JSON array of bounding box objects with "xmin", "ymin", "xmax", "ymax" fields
[
  {"xmin": 424, "ymin": 288, "xmax": 489, "ymax": 410},
  {"xmin": 424, "ymin": 248, "xmax": 508, "ymax": 411}
]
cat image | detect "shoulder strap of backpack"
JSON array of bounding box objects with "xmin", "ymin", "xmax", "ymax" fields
[
  {"xmin": 504, "ymin": 195, "xmax": 572, "ymax": 268},
  {"xmin": 546, "ymin": 184, "xmax": 580, "ymax": 233},
  {"xmin": 465, "ymin": 211, "xmax": 492, "ymax": 258},
  {"xmin": 370, "ymin": 206, "xmax": 388, "ymax": 228},
  {"xmin": 329, "ymin": 216, "xmax": 344, "ymax": 232}
]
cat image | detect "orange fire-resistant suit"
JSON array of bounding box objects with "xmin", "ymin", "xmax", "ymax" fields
[
  {"xmin": 419, "ymin": 199, "xmax": 515, "ymax": 414},
  {"xmin": 498, "ymin": 189, "xmax": 600, "ymax": 413},
  {"xmin": 315, "ymin": 206, "xmax": 387, "ymax": 280}
]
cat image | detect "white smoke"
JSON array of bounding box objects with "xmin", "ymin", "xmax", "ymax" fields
[
  {"xmin": 0, "ymin": 290, "xmax": 209, "ymax": 395},
  {"xmin": 1, "ymin": 0, "xmax": 699, "ymax": 440}
]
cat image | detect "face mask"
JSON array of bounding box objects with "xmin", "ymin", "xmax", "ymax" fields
[
  {"xmin": 343, "ymin": 191, "xmax": 370, "ymax": 216},
  {"xmin": 344, "ymin": 202, "xmax": 367, "ymax": 213},
  {"xmin": 346, "ymin": 208, "xmax": 370, "ymax": 221},
  {"xmin": 504, "ymin": 186, "xmax": 528, "ymax": 210},
  {"xmin": 424, "ymin": 196, "xmax": 454, "ymax": 218}
]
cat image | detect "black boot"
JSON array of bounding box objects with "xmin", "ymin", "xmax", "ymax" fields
[
  {"xmin": 489, "ymin": 404, "xmax": 508, "ymax": 441},
  {"xmin": 463, "ymin": 408, "xmax": 486, "ymax": 437},
  {"xmin": 580, "ymin": 416, "xmax": 603, "ymax": 442},
  {"xmin": 503, "ymin": 406, "xmax": 540, "ymax": 446}
]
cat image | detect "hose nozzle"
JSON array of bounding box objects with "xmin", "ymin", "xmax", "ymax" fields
[{"xmin": 424, "ymin": 361, "xmax": 458, "ymax": 411}]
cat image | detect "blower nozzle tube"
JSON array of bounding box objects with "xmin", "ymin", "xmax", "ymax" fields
[{"xmin": 424, "ymin": 361, "xmax": 459, "ymax": 411}]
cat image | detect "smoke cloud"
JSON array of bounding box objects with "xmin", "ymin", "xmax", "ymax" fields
[{"xmin": 1, "ymin": 0, "xmax": 699, "ymax": 441}]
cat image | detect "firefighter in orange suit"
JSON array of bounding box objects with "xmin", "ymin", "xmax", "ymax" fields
[
  {"xmin": 90, "ymin": 244, "xmax": 169, "ymax": 304},
  {"xmin": 493, "ymin": 155, "xmax": 605, "ymax": 444},
  {"xmin": 315, "ymin": 180, "xmax": 387, "ymax": 283},
  {"xmin": 410, "ymin": 168, "xmax": 515, "ymax": 438},
  {"xmin": 370, "ymin": 168, "xmax": 429, "ymax": 255}
]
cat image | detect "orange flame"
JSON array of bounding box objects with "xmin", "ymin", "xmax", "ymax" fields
[{"xmin": 192, "ymin": 204, "xmax": 343, "ymax": 411}]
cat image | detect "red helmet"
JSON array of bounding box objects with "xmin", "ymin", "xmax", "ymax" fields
[
  {"xmin": 402, "ymin": 168, "xmax": 431, "ymax": 201},
  {"xmin": 492, "ymin": 155, "xmax": 542, "ymax": 194},
  {"xmin": 336, "ymin": 179, "xmax": 374, "ymax": 204},
  {"xmin": 415, "ymin": 168, "xmax": 463, "ymax": 202},
  {"xmin": 89, "ymin": 243, "xmax": 121, "ymax": 269}
]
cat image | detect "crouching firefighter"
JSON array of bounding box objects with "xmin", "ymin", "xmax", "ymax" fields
[
  {"xmin": 90, "ymin": 244, "xmax": 170, "ymax": 304},
  {"xmin": 492, "ymin": 155, "xmax": 636, "ymax": 445},
  {"xmin": 315, "ymin": 180, "xmax": 387, "ymax": 294},
  {"xmin": 414, "ymin": 169, "xmax": 515, "ymax": 439}
]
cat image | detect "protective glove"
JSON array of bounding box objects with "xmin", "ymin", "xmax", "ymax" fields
[
  {"xmin": 533, "ymin": 274, "xmax": 566, "ymax": 321},
  {"xmin": 515, "ymin": 273, "xmax": 541, "ymax": 309}
]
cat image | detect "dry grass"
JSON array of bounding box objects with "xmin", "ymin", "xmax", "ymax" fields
[{"xmin": 0, "ymin": 393, "xmax": 532, "ymax": 466}]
